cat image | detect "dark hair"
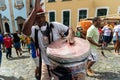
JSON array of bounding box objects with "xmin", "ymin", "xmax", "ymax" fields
[{"xmin": 92, "ymin": 17, "xmax": 100, "ymax": 23}]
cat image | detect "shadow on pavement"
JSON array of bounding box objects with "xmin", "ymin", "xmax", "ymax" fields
[
  {"xmin": 9, "ymin": 55, "xmax": 30, "ymax": 60},
  {"xmin": 90, "ymin": 71, "xmax": 120, "ymax": 80},
  {"xmin": 0, "ymin": 75, "xmax": 24, "ymax": 80}
]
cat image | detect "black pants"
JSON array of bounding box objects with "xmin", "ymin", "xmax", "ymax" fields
[{"xmin": 6, "ymin": 48, "xmax": 12, "ymax": 58}]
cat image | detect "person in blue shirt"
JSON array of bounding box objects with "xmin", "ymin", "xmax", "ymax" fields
[
  {"xmin": 30, "ymin": 37, "xmax": 39, "ymax": 79},
  {"xmin": 0, "ymin": 34, "xmax": 3, "ymax": 66}
]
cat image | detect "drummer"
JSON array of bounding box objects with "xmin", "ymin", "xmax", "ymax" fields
[
  {"xmin": 22, "ymin": 0, "xmax": 75, "ymax": 80},
  {"xmin": 86, "ymin": 17, "xmax": 102, "ymax": 76}
]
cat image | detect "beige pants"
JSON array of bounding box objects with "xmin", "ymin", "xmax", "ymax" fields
[{"xmin": 41, "ymin": 62, "xmax": 58, "ymax": 80}]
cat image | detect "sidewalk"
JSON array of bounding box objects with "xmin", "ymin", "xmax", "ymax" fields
[{"xmin": 0, "ymin": 44, "xmax": 120, "ymax": 80}]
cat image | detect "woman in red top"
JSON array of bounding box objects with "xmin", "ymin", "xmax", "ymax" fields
[{"xmin": 3, "ymin": 32, "xmax": 13, "ymax": 59}]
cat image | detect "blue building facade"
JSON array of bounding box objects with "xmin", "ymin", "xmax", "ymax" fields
[
  {"xmin": 0, "ymin": 0, "xmax": 32, "ymax": 34},
  {"xmin": 0, "ymin": 0, "xmax": 45, "ymax": 34}
]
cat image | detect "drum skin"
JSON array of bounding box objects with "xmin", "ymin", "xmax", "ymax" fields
[{"xmin": 47, "ymin": 37, "xmax": 90, "ymax": 65}]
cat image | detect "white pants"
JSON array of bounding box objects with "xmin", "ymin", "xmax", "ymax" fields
[{"xmin": 88, "ymin": 49, "xmax": 98, "ymax": 62}]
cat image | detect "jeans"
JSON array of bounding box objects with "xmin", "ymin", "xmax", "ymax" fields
[{"xmin": 0, "ymin": 51, "xmax": 2, "ymax": 66}]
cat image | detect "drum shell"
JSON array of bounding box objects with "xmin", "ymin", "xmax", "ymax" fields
[
  {"xmin": 47, "ymin": 37, "xmax": 90, "ymax": 80},
  {"xmin": 47, "ymin": 37, "xmax": 90, "ymax": 66}
]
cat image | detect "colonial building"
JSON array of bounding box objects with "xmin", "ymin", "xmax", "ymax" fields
[
  {"xmin": 0, "ymin": 0, "xmax": 120, "ymax": 33},
  {"xmin": 0, "ymin": 0, "xmax": 45, "ymax": 34},
  {"xmin": 45, "ymin": 0, "xmax": 120, "ymax": 30}
]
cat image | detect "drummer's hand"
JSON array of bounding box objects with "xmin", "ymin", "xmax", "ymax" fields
[
  {"xmin": 35, "ymin": 0, "xmax": 44, "ymax": 12},
  {"xmin": 97, "ymin": 44, "xmax": 102, "ymax": 47},
  {"xmin": 66, "ymin": 27, "xmax": 75, "ymax": 45}
]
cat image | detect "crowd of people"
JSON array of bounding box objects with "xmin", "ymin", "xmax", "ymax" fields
[
  {"xmin": 76, "ymin": 20, "xmax": 120, "ymax": 53},
  {"xmin": 0, "ymin": 31, "xmax": 33, "ymax": 65},
  {"xmin": 0, "ymin": 0, "xmax": 120, "ymax": 80},
  {"xmin": 22, "ymin": 0, "xmax": 120, "ymax": 79},
  {"xmin": 76, "ymin": 18, "xmax": 120, "ymax": 76}
]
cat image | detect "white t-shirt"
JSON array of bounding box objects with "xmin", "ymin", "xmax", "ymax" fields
[
  {"xmin": 31, "ymin": 22, "xmax": 68, "ymax": 65},
  {"xmin": 113, "ymin": 25, "xmax": 120, "ymax": 40},
  {"xmin": 113, "ymin": 25, "xmax": 120, "ymax": 36},
  {"xmin": 102, "ymin": 25, "xmax": 112, "ymax": 36}
]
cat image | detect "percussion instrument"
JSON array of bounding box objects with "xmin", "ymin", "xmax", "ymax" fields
[{"xmin": 47, "ymin": 37, "xmax": 90, "ymax": 80}]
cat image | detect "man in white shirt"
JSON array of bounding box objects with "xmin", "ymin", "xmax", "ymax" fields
[{"xmin": 22, "ymin": 0, "xmax": 74, "ymax": 80}]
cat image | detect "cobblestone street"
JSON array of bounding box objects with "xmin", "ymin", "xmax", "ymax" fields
[
  {"xmin": 87, "ymin": 44, "xmax": 120, "ymax": 80},
  {"xmin": 0, "ymin": 44, "xmax": 120, "ymax": 80},
  {"xmin": 0, "ymin": 47, "xmax": 36, "ymax": 80}
]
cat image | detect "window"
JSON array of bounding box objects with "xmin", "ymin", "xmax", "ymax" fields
[
  {"xmin": 63, "ymin": 10, "xmax": 70, "ymax": 26},
  {"xmin": 48, "ymin": 0, "xmax": 55, "ymax": 2},
  {"xmin": 0, "ymin": 0, "xmax": 5, "ymax": 7},
  {"xmin": 14, "ymin": 0, "xmax": 24, "ymax": 9},
  {"xmin": 0, "ymin": 0, "xmax": 6, "ymax": 11},
  {"xmin": 78, "ymin": 9, "xmax": 87, "ymax": 21},
  {"xmin": 97, "ymin": 8, "xmax": 107, "ymax": 17},
  {"xmin": 49, "ymin": 11, "xmax": 55, "ymax": 22},
  {"xmin": 118, "ymin": 7, "xmax": 120, "ymax": 15},
  {"xmin": 15, "ymin": 0, "xmax": 23, "ymax": 5},
  {"xmin": 62, "ymin": 0, "xmax": 72, "ymax": 1}
]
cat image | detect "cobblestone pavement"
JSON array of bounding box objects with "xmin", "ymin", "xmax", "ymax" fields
[
  {"xmin": 0, "ymin": 44, "xmax": 120, "ymax": 80},
  {"xmin": 0, "ymin": 47, "xmax": 36, "ymax": 80},
  {"xmin": 87, "ymin": 44, "xmax": 120, "ymax": 80}
]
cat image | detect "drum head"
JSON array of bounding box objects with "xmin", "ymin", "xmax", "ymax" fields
[{"xmin": 47, "ymin": 37, "xmax": 90, "ymax": 64}]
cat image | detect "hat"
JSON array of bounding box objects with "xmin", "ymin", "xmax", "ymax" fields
[
  {"xmin": 4, "ymin": 32, "xmax": 8, "ymax": 35},
  {"xmin": 36, "ymin": 9, "xmax": 47, "ymax": 15}
]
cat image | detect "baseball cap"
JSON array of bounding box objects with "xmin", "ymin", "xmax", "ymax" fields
[
  {"xmin": 36, "ymin": 9, "xmax": 47, "ymax": 15},
  {"xmin": 4, "ymin": 32, "xmax": 8, "ymax": 35}
]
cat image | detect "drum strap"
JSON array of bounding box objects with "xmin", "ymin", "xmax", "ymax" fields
[
  {"xmin": 34, "ymin": 22, "xmax": 54, "ymax": 79},
  {"xmin": 34, "ymin": 29, "xmax": 42, "ymax": 80}
]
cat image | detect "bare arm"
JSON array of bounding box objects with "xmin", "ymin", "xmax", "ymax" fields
[
  {"xmin": 66, "ymin": 27, "xmax": 75, "ymax": 45},
  {"xmin": 22, "ymin": 9, "xmax": 37, "ymax": 35},
  {"xmin": 87, "ymin": 37, "xmax": 102, "ymax": 47},
  {"xmin": 22, "ymin": 0, "xmax": 43, "ymax": 35},
  {"xmin": 116, "ymin": 32, "xmax": 119, "ymax": 41}
]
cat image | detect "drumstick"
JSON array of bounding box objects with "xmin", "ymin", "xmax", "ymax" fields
[{"xmin": 101, "ymin": 45, "xmax": 107, "ymax": 58}]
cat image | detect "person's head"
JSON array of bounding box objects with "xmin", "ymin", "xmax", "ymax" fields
[
  {"xmin": 13, "ymin": 33, "xmax": 18, "ymax": 37},
  {"xmin": 92, "ymin": 17, "xmax": 101, "ymax": 28},
  {"xmin": 4, "ymin": 32, "xmax": 8, "ymax": 37},
  {"xmin": 35, "ymin": 9, "xmax": 47, "ymax": 27}
]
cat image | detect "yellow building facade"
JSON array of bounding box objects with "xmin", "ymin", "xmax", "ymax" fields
[{"xmin": 45, "ymin": 0, "xmax": 120, "ymax": 30}]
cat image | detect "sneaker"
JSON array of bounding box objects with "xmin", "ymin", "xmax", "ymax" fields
[
  {"xmin": 35, "ymin": 74, "xmax": 39, "ymax": 80},
  {"xmin": 20, "ymin": 53, "xmax": 22, "ymax": 56},
  {"xmin": 87, "ymin": 69, "xmax": 95, "ymax": 76},
  {"xmin": 9, "ymin": 57, "xmax": 13, "ymax": 59}
]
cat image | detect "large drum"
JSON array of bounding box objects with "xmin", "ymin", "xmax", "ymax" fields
[{"xmin": 47, "ymin": 37, "xmax": 90, "ymax": 80}]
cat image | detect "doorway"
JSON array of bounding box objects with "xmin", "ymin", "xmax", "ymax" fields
[{"xmin": 5, "ymin": 22, "xmax": 10, "ymax": 33}]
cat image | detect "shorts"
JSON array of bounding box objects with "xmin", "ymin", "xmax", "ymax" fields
[
  {"xmin": 103, "ymin": 35, "xmax": 110, "ymax": 43},
  {"xmin": 27, "ymin": 44, "xmax": 31, "ymax": 49},
  {"xmin": 88, "ymin": 49, "xmax": 98, "ymax": 62},
  {"xmin": 14, "ymin": 42, "xmax": 21, "ymax": 49}
]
